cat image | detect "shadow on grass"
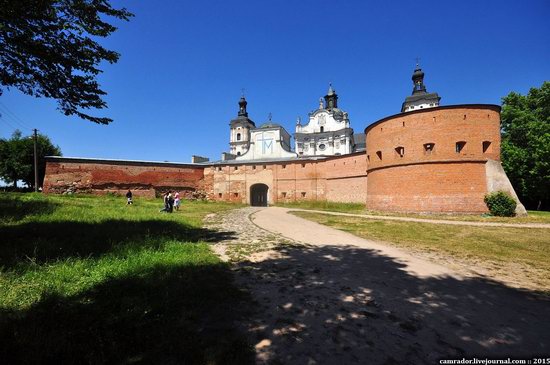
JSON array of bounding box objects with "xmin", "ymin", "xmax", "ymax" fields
[
  {"xmin": 0, "ymin": 195, "xmax": 60, "ymax": 222},
  {"xmin": 0, "ymin": 219, "xmax": 237, "ymax": 269},
  {"xmin": 0, "ymin": 261, "xmax": 254, "ymax": 364},
  {"xmin": 236, "ymin": 244, "xmax": 550, "ymax": 363}
]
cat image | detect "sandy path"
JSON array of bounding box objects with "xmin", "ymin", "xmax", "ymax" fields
[{"xmin": 206, "ymin": 207, "xmax": 550, "ymax": 364}]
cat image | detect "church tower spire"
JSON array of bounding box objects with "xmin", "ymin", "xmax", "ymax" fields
[
  {"xmin": 411, "ymin": 63, "xmax": 427, "ymax": 94},
  {"xmin": 401, "ymin": 62, "xmax": 441, "ymax": 113},
  {"xmin": 324, "ymin": 83, "xmax": 338, "ymax": 110},
  {"xmin": 238, "ymin": 96, "xmax": 248, "ymax": 117}
]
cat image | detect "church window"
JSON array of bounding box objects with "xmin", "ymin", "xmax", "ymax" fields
[
  {"xmin": 376, "ymin": 151, "xmax": 382, "ymax": 160},
  {"xmin": 424, "ymin": 143, "xmax": 435, "ymax": 154},
  {"xmin": 301, "ymin": 192, "xmax": 306, "ymax": 198},
  {"xmin": 318, "ymin": 144, "xmax": 326, "ymax": 151},
  {"xmin": 236, "ymin": 133, "xmax": 241, "ymax": 141},
  {"xmin": 482, "ymin": 141, "xmax": 492, "ymax": 153},
  {"xmin": 420, "ymin": 106, "xmax": 423, "ymax": 109},
  {"xmin": 395, "ymin": 146, "xmax": 404, "ymax": 158},
  {"xmin": 320, "ymin": 126, "xmax": 324, "ymax": 133},
  {"xmin": 299, "ymin": 152, "xmax": 304, "ymax": 155},
  {"xmin": 456, "ymin": 141, "xmax": 466, "ymax": 153},
  {"xmin": 237, "ymin": 152, "xmax": 241, "ymax": 156}
]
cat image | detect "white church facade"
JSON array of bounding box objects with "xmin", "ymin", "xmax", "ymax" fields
[{"xmin": 225, "ymin": 65, "xmax": 438, "ymax": 162}]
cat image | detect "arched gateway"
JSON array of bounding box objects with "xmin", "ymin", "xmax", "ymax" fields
[{"xmin": 250, "ymin": 183, "xmax": 269, "ymax": 206}]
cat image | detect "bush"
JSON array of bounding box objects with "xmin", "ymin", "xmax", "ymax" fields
[{"xmin": 484, "ymin": 191, "xmax": 517, "ymax": 217}]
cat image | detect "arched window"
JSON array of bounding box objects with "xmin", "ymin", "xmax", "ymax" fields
[
  {"xmin": 237, "ymin": 152, "xmax": 241, "ymax": 156},
  {"xmin": 320, "ymin": 126, "xmax": 324, "ymax": 133},
  {"xmin": 236, "ymin": 133, "xmax": 241, "ymax": 141}
]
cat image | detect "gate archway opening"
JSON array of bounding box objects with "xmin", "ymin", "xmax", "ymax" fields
[{"xmin": 250, "ymin": 183, "xmax": 269, "ymax": 206}]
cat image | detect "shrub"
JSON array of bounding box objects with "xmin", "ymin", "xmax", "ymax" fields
[{"xmin": 484, "ymin": 191, "xmax": 517, "ymax": 217}]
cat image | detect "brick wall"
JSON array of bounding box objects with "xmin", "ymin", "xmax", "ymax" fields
[
  {"xmin": 365, "ymin": 105, "xmax": 502, "ymax": 213},
  {"xmin": 204, "ymin": 152, "xmax": 368, "ymax": 205},
  {"xmin": 43, "ymin": 158, "xmax": 204, "ymax": 198}
]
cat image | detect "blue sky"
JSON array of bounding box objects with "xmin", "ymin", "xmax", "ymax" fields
[{"xmin": 0, "ymin": 0, "xmax": 548, "ymax": 163}]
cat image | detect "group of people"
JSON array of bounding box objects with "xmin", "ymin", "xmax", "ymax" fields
[
  {"xmin": 160, "ymin": 191, "xmax": 181, "ymax": 213},
  {"xmin": 124, "ymin": 189, "xmax": 182, "ymax": 213}
]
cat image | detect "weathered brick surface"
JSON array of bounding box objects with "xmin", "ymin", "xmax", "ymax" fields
[
  {"xmin": 365, "ymin": 105, "xmax": 501, "ymax": 213},
  {"xmin": 204, "ymin": 152, "xmax": 367, "ymax": 205},
  {"xmin": 44, "ymin": 105, "xmax": 519, "ymax": 213},
  {"xmin": 43, "ymin": 159, "xmax": 204, "ymax": 197}
]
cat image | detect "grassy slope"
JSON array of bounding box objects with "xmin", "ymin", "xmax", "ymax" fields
[
  {"xmin": 292, "ymin": 211, "xmax": 550, "ymax": 292},
  {"xmin": 0, "ymin": 193, "xmax": 252, "ymax": 364},
  {"xmin": 278, "ymin": 201, "xmax": 550, "ymax": 224}
]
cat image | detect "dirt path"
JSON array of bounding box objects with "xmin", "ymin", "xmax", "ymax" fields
[{"xmin": 205, "ymin": 207, "xmax": 550, "ymax": 364}]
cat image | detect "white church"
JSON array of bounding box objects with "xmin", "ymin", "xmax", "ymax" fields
[{"xmin": 222, "ymin": 65, "xmax": 438, "ymax": 162}]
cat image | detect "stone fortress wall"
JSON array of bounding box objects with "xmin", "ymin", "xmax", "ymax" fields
[
  {"xmin": 43, "ymin": 158, "xmax": 205, "ymax": 198},
  {"xmin": 202, "ymin": 152, "xmax": 367, "ymax": 205},
  {"xmin": 365, "ymin": 104, "xmax": 525, "ymax": 214},
  {"xmin": 43, "ymin": 105, "xmax": 525, "ymax": 214}
]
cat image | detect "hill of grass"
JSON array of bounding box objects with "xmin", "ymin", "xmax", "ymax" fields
[{"xmin": 0, "ymin": 193, "xmax": 252, "ymax": 364}]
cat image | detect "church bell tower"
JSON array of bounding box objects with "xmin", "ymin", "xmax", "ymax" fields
[{"xmin": 229, "ymin": 95, "xmax": 256, "ymax": 156}]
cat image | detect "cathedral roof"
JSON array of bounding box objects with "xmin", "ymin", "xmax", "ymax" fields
[{"xmin": 258, "ymin": 122, "xmax": 282, "ymax": 129}]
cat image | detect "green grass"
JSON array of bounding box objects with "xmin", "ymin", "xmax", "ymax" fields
[
  {"xmin": 276, "ymin": 200, "xmax": 367, "ymax": 214},
  {"xmin": 0, "ymin": 192, "xmax": 253, "ymax": 364},
  {"xmin": 292, "ymin": 211, "xmax": 550, "ymax": 292},
  {"xmin": 278, "ymin": 200, "xmax": 550, "ymax": 224}
]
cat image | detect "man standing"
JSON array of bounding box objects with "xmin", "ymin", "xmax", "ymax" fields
[{"xmin": 126, "ymin": 190, "xmax": 133, "ymax": 205}]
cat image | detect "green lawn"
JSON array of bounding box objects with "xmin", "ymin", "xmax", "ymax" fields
[
  {"xmin": 279, "ymin": 201, "xmax": 550, "ymax": 224},
  {"xmin": 292, "ymin": 211, "xmax": 550, "ymax": 293},
  {"xmin": 0, "ymin": 193, "xmax": 252, "ymax": 364}
]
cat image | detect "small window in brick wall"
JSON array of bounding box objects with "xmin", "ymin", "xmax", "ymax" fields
[
  {"xmin": 367, "ymin": 155, "xmax": 370, "ymax": 162},
  {"xmin": 482, "ymin": 141, "xmax": 492, "ymax": 153},
  {"xmin": 253, "ymin": 165, "xmax": 256, "ymax": 169},
  {"xmin": 263, "ymin": 165, "xmax": 267, "ymax": 169},
  {"xmin": 218, "ymin": 193, "xmax": 222, "ymax": 198},
  {"xmin": 301, "ymin": 163, "xmax": 306, "ymax": 168},
  {"xmin": 456, "ymin": 141, "xmax": 466, "ymax": 153},
  {"xmin": 301, "ymin": 192, "xmax": 306, "ymax": 198},
  {"xmin": 376, "ymin": 151, "xmax": 382, "ymax": 160},
  {"xmin": 395, "ymin": 146, "xmax": 404, "ymax": 158},
  {"xmin": 282, "ymin": 192, "xmax": 287, "ymax": 198},
  {"xmin": 424, "ymin": 143, "xmax": 435, "ymax": 154},
  {"xmin": 217, "ymin": 166, "xmax": 222, "ymax": 171},
  {"xmin": 282, "ymin": 165, "xmax": 286, "ymax": 169},
  {"xmin": 233, "ymin": 193, "xmax": 239, "ymax": 198},
  {"xmin": 234, "ymin": 166, "xmax": 238, "ymax": 170}
]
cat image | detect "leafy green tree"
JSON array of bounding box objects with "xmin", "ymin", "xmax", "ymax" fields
[
  {"xmin": 0, "ymin": 130, "xmax": 61, "ymax": 188},
  {"xmin": 501, "ymin": 81, "xmax": 550, "ymax": 210},
  {"xmin": 0, "ymin": 0, "xmax": 132, "ymax": 124}
]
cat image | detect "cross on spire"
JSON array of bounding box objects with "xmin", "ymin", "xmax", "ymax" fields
[
  {"xmin": 415, "ymin": 57, "xmax": 421, "ymax": 67},
  {"xmin": 240, "ymin": 88, "xmax": 245, "ymax": 97},
  {"xmin": 268, "ymin": 112, "xmax": 272, "ymax": 121}
]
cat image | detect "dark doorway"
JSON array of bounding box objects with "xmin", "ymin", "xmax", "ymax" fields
[{"xmin": 250, "ymin": 184, "xmax": 268, "ymax": 206}]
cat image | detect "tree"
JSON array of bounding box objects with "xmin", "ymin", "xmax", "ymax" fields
[
  {"xmin": 0, "ymin": 0, "xmax": 132, "ymax": 124},
  {"xmin": 501, "ymin": 81, "xmax": 550, "ymax": 210},
  {"xmin": 0, "ymin": 129, "xmax": 61, "ymax": 189}
]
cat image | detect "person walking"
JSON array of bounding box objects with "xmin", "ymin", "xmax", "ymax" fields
[
  {"xmin": 160, "ymin": 191, "xmax": 170, "ymax": 212},
  {"xmin": 126, "ymin": 190, "xmax": 133, "ymax": 205},
  {"xmin": 167, "ymin": 191, "xmax": 174, "ymax": 213},
  {"xmin": 174, "ymin": 191, "xmax": 181, "ymax": 211}
]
